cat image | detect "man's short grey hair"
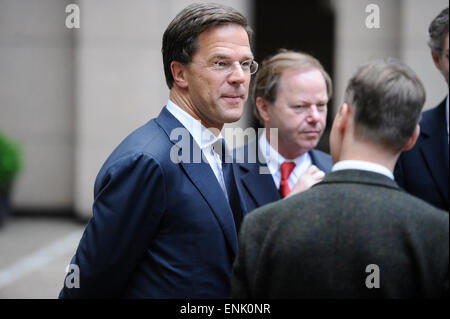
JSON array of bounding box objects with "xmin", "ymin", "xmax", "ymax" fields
[
  {"xmin": 344, "ymin": 59, "xmax": 426, "ymax": 153},
  {"xmin": 428, "ymin": 7, "xmax": 449, "ymax": 55}
]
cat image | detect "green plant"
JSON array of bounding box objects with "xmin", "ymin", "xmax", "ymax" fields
[{"xmin": 0, "ymin": 131, "xmax": 22, "ymax": 189}]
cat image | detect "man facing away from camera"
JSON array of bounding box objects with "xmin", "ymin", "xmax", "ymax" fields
[{"xmin": 232, "ymin": 59, "xmax": 449, "ymax": 298}]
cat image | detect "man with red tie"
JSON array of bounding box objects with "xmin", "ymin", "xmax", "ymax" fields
[{"xmin": 235, "ymin": 50, "xmax": 333, "ymax": 213}]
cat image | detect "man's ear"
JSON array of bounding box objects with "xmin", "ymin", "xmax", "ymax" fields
[
  {"xmin": 337, "ymin": 102, "xmax": 351, "ymax": 133},
  {"xmin": 256, "ymin": 97, "xmax": 272, "ymax": 123},
  {"xmin": 431, "ymin": 50, "xmax": 442, "ymax": 71},
  {"xmin": 402, "ymin": 124, "xmax": 420, "ymax": 151},
  {"xmin": 171, "ymin": 61, "xmax": 188, "ymax": 89}
]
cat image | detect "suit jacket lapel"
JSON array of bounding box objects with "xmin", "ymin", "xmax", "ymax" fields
[
  {"xmin": 155, "ymin": 107, "xmax": 238, "ymax": 255},
  {"xmin": 232, "ymin": 162, "xmax": 250, "ymax": 217},
  {"xmin": 237, "ymin": 140, "xmax": 280, "ymax": 209},
  {"xmin": 240, "ymin": 162, "xmax": 280, "ymax": 207},
  {"xmin": 179, "ymin": 159, "xmax": 238, "ymax": 255},
  {"xmin": 419, "ymin": 101, "xmax": 449, "ymax": 206},
  {"xmin": 309, "ymin": 150, "xmax": 331, "ymax": 173}
]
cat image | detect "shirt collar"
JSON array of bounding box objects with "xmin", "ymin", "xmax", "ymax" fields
[
  {"xmin": 258, "ymin": 129, "xmax": 311, "ymax": 173},
  {"xmin": 166, "ymin": 100, "xmax": 223, "ymax": 149},
  {"xmin": 332, "ymin": 160, "xmax": 394, "ymax": 180}
]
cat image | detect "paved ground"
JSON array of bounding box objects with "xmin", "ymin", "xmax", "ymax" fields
[{"xmin": 0, "ymin": 215, "xmax": 86, "ymax": 299}]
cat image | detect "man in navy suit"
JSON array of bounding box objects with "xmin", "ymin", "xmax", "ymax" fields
[
  {"xmin": 59, "ymin": 3, "xmax": 257, "ymax": 298},
  {"xmin": 235, "ymin": 50, "xmax": 333, "ymax": 213},
  {"xmin": 395, "ymin": 7, "xmax": 449, "ymax": 212}
]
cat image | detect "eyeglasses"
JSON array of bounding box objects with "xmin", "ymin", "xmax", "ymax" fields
[{"xmin": 209, "ymin": 59, "xmax": 259, "ymax": 75}]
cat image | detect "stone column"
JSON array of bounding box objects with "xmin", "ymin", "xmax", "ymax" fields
[
  {"xmin": 332, "ymin": 0, "xmax": 401, "ymax": 115},
  {"xmin": 399, "ymin": 0, "xmax": 448, "ymax": 110},
  {"xmin": 0, "ymin": 0, "xmax": 74, "ymax": 211}
]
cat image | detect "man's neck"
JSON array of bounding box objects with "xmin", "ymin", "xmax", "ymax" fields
[
  {"xmin": 169, "ymin": 90, "xmax": 224, "ymax": 133},
  {"xmin": 338, "ymin": 139, "xmax": 398, "ymax": 173}
]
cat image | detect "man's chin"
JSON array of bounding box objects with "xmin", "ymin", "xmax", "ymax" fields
[
  {"xmin": 221, "ymin": 107, "xmax": 244, "ymax": 123},
  {"xmin": 223, "ymin": 114, "xmax": 242, "ymax": 124},
  {"xmin": 296, "ymin": 140, "xmax": 319, "ymax": 153}
]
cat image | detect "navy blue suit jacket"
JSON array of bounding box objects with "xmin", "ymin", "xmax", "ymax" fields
[
  {"xmin": 59, "ymin": 107, "xmax": 247, "ymax": 298},
  {"xmin": 235, "ymin": 139, "xmax": 333, "ymax": 213},
  {"xmin": 394, "ymin": 98, "xmax": 449, "ymax": 212}
]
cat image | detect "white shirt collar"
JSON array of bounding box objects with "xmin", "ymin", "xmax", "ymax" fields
[
  {"xmin": 258, "ymin": 130, "xmax": 282, "ymax": 174},
  {"xmin": 258, "ymin": 129, "xmax": 311, "ymax": 175},
  {"xmin": 166, "ymin": 100, "xmax": 223, "ymax": 149},
  {"xmin": 332, "ymin": 160, "xmax": 394, "ymax": 180}
]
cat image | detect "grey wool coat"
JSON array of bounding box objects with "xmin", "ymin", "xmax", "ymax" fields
[{"xmin": 232, "ymin": 169, "xmax": 449, "ymax": 299}]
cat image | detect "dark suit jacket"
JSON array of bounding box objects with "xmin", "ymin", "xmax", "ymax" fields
[
  {"xmin": 234, "ymin": 139, "xmax": 332, "ymax": 213},
  {"xmin": 232, "ymin": 170, "xmax": 449, "ymax": 298},
  {"xmin": 59, "ymin": 107, "xmax": 247, "ymax": 298},
  {"xmin": 395, "ymin": 98, "xmax": 449, "ymax": 211}
]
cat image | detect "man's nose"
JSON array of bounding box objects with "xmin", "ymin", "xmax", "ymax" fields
[
  {"xmin": 228, "ymin": 62, "xmax": 247, "ymax": 84},
  {"xmin": 307, "ymin": 105, "xmax": 321, "ymax": 122}
]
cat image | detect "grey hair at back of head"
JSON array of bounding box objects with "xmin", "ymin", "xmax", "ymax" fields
[{"xmin": 344, "ymin": 59, "xmax": 426, "ymax": 153}]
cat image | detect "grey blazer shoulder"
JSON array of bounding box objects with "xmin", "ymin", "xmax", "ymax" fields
[{"xmin": 232, "ymin": 169, "xmax": 449, "ymax": 298}]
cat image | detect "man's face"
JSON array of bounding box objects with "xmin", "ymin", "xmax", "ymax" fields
[
  {"xmin": 433, "ymin": 32, "xmax": 449, "ymax": 85},
  {"xmin": 183, "ymin": 24, "xmax": 253, "ymax": 129},
  {"xmin": 265, "ymin": 68, "xmax": 328, "ymax": 159}
]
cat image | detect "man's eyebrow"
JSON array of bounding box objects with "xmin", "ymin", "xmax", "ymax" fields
[
  {"xmin": 208, "ymin": 54, "xmax": 254, "ymax": 61},
  {"xmin": 294, "ymin": 98, "xmax": 329, "ymax": 104},
  {"xmin": 208, "ymin": 54, "xmax": 231, "ymax": 60}
]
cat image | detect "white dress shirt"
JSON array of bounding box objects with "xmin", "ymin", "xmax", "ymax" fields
[
  {"xmin": 166, "ymin": 100, "xmax": 229, "ymax": 197},
  {"xmin": 332, "ymin": 160, "xmax": 394, "ymax": 180},
  {"xmin": 258, "ymin": 130, "xmax": 313, "ymax": 190}
]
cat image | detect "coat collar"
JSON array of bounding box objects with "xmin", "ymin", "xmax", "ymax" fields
[
  {"xmin": 236, "ymin": 140, "xmax": 280, "ymax": 208},
  {"xmin": 317, "ymin": 169, "xmax": 400, "ymax": 190}
]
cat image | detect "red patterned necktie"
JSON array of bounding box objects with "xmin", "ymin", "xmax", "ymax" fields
[{"xmin": 279, "ymin": 162, "xmax": 296, "ymax": 198}]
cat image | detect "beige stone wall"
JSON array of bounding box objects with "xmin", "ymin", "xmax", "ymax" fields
[
  {"xmin": 332, "ymin": 0, "xmax": 448, "ymax": 116},
  {"xmin": 0, "ymin": 0, "xmax": 75, "ymax": 209}
]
